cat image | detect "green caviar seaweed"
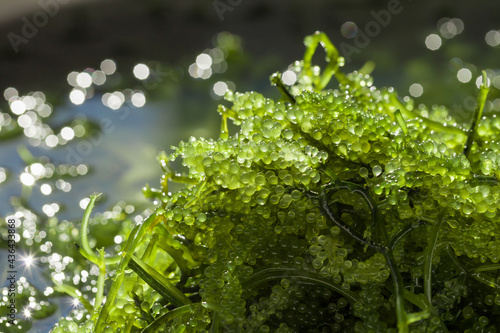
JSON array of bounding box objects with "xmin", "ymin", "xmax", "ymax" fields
[{"xmin": 52, "ymin": 32, "xmax": 500, "ymax": 332}]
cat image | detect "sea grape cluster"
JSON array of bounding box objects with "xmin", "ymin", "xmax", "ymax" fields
[{"xmin": 52, "ymin": 32, "xmax": 500, "ymax": 332}]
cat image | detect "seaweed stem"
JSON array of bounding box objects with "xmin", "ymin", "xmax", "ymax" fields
[
  {"xmin": 303, "ymin": 31, "xmax": 347, "ymax": 89},
  {"xmin": 93, "ymin": 249, "xmax": 107, "ymax": 319},
  {"xmin": 464, "ymin": 70, "xmax": 490, "ymax": 157},
  {"xmin": 424, "ymin": 210, "xmax": 446, "ymax": 304},
  {"xmin": 270, "ymin": 72, "xmax": 297, "ymax": 104}
]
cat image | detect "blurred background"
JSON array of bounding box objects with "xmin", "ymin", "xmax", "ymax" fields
[{"xmin": 1, "ymin": 0, "xmax": 500, "ymax": 331}]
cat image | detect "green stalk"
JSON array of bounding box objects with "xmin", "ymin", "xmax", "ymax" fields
[
  {"xmin": 52, "ymin": 279, "xmax": 93, "ymax": 312},
  {"xmin": 184, "ymin": 178, "xmax": 208, "ymax": 208},
  {"xmin": 94, "ymin": 271, "xmax": 124, "ymax": 332},
  {"xmin": 359, "ymin": 60, "xmax": 375, "ymax": 75},
  {"xmin": 464, "ymin": 71, "xmax": 490, "ymax": 157},
  {"xmin": 155, "ymin": 242, "xmax": 190, "ymax": 279},
  {"xmin": 217, "ymin": 104, "xmax": 238, "ymax": 121},
  {"xmin": 395, "ymin": 110, "xmax": 408, "ymax": 135},
  {"xmin": 128, "ymin": 254, "xmax": 192, "ymax": 306},
  {"xmin": 382, "ymin": 250, "xmax": 409, "ymax": 333},
  {"xmin": 210, "ymin": 312, "xmax": 222, "ymax": 333},
  {"xmin": 446, "ymin": 246, "xmax": 466, "ymax": 274},
  {"xmin": 157, "ymin": 157, "xmax": 199, "ymax": 185},
  {"xmin": 303, "ymin": 31, "xmax": 347, "ymax": 89},
  {"xmin": 141, "ymin": 233, "xmax": 158, "ymax": 263},
  {"xmin": 220, "ymin": 113, "xmax": 229, "ymax": 140},
  {"xmin": 92, "ymin": 249, "xmax": 106, "ymax": 320},
  {"xmin": 170, "ymin": 175, "xmax": 199, "ymax": 185},
  {"xmin": 270, "ymin": 72, "xmax": 297, "ymax": 104},
  {"xmin": 473, "ymin": 264, "xmax": 500, "ymax": 273},
  {"xmin": 17, "ymin": 145, "xmax": 37, "ymax": 164},
  {"xmin": 157, "ymin": 225, "xmax": 197, "ymax": 268},
  {"xmin": 79, "ymin": 193, "xmax": 121, "ymax": 265},
  {"xmin": 95, "ymin": 214, "xmax": 156, "ymax": 332},
  {"xmin": 312, "ymin": 181, "xmax": 435, "ymax": 332},
  {"xmin": 141, "ymin": 304, "xmax": 200, "ymax": 333},
  {"xmin": 312, "ymin": 182, "xmax": 387, "ymax": 250},
  {"xmin": 424, "ymin": 211, "xmax": 446, "ymax": 304},
  {"xmin": 471, "ymin": 272, "xmax": 500, "ymax": 288},
  {"xmin": 391, "ymin": 96, "xmax": 467, "ymax": 137},
  {"xmin": 447, "ymin": 247, "xmax": 500, "ymax": 288},
  {"xmin": 242, "ymin": 267, "xmax": 360, "ymax": 304},
  {"xmin": 389, "ymin": 220, "xmax": 425, "ymax": 251},
  {"xmin": 384, "ymin": 286, "xmax": 436, "ymax": 329},
  {"xmin": 80, "ymin": 193, "xmax": 101, "ymax": 261}
]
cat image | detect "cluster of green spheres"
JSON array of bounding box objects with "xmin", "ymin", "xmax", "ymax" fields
[
  {"xmin": 53, "ymin": 33, "xmax": 500, "ymax": 332},
  {"xmin": 157, "ymin": 48, "xmax": 500, "ymax": 330}
]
